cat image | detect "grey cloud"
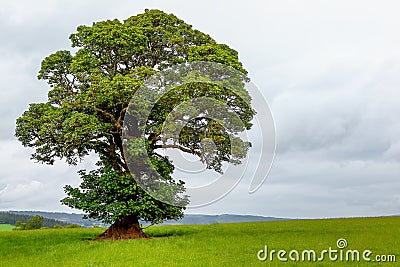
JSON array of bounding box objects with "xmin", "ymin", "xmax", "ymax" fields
[
  {"xmin": 270, "ymin": 59, "xmax": 400, "ymax": 163},
  {"xmin": 190, "ymin": 156, "xmax": 400, "ymax": 218}
]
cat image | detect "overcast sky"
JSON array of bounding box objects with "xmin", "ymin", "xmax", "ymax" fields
[{"xmin": 0, "ymin": 0, "xmax": 399, "ymax": 218}]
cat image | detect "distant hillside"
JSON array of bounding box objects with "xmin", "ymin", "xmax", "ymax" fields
[
  {"xmin": 8, "ymin": 211, "xmax": 102, "ymax": 227},
  {"xmin": 5, "ymin": 211, "xmax": 288, "ymax": 227},
  {"xmin": 0, "ymin": 211, "xmax": 69, "ymax": 227}
]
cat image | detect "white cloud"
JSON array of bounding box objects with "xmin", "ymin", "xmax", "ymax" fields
[
  {"xmin": 0, "ymin": 139, "xmax": 94, "ymax": 211},
  {"xmin": 0, "ymin": 180, "xmax": 42, "ymax": 203}
]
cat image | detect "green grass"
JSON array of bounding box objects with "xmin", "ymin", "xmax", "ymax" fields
[
  {"xmin": 0, "ymin": 224, "xmax": 15, "ymax": 231},
  {"xmin": 0, "ymin": 217, "xmax": 399, "ymax": 266}
]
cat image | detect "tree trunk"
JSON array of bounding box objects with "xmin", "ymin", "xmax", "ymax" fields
[{"xmin": 95, "ymin": 215, "xmax": 149, "ymax": 240}]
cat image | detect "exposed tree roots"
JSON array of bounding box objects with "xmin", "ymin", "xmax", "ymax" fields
[{"xmin": 94, "ymin": 216, "xmax": 149, "ymax": 240}]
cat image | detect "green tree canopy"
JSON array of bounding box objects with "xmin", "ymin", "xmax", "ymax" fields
[
  {"xmin": 15, "ymin": 9, "xmax": 254, "ymax": 239},
  {"xmin": 25, "ymin": 216, "xmax": 44, "ymax": 230}
]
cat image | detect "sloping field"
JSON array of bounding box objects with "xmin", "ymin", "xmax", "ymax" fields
[
  {"xmin": 0, "ymin": 217, "xmax": 398, "ymax": 266},
  {"xmin": 0, "ymin": 224, "xmax": 15, "ymax": 231}
]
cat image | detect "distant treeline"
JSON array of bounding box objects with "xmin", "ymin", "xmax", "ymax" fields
[{"xmin": 0, "ymin": 212, "xmax": 69, "ymax": 227}]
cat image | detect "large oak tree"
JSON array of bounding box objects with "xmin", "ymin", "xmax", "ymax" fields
[{"xmin": 15, "ymin": 9, "xmax": 254, "ymax": 239}]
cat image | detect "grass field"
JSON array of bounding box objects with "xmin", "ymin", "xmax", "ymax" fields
[
  {"xmin": 0, "ymin": 217, "xmax": 398, "ymax": 266},
  {"xmin": 0, "ymin": 224, "xmax": 15, "ymax": 231}
]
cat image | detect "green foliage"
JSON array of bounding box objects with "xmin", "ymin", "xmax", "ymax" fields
[
  {"xmin": 25, "ymin": 216, "xmax": 43, "ymax": 230},
  {"xmin": 15, "ymin": 9, "xmax": 254, "ymax": 226},
  {"xmin": 15, "ymin": 216, "xmax": 44, "ymax": 230},
  {"xmin": 0, "ymin": 217, "xmax": 399, "ymax": 266},
  {"xmin": 62, "ymin": 165, "xmax": 184, "ymax": 225},
  {"xmin": 188, "ymin": 44, "xmax": 247, "ymax": 73},
  {"xmin": 14, "ymin": 221, "xmax": 27, "ymax": 230}
]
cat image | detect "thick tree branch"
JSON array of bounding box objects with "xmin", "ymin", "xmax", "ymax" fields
[
  {"xmin": 154, "ymin": 144, "xmax": 201, "ymax": 157},
  {"xmin": 93, "ymin": 107, "xmax": 123, "ymax": 131}
]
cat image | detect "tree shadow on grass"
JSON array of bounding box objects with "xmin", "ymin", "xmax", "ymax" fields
[
  {"xmin": 79, "ymin": 228, "xmax": 108, "ymax": 241},
  {"xmin": 145, "ymin": 226, "xmax": 200, "ymax": 238},
  {"xmin": 81, "ymin": 226, "xmax": 200, "ymax": 241}
]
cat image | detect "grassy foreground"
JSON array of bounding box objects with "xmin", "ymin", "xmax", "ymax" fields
[{"xmin": 0, "ymin": 217, "xmax": 398, "ymax": 266}]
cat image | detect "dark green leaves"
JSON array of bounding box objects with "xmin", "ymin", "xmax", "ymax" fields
[{"xmin": 62, "ymin": 166, "xmax": 186, "ymax": 224}]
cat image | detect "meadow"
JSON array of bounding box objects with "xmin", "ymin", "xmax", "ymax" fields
[
  {"xmin": 0, "ymin": 217, "xmax": 398, "ymax": 266},
  {"xmin": 0, "ymin": 224, "xmax": 15, "ymax": 231}
]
